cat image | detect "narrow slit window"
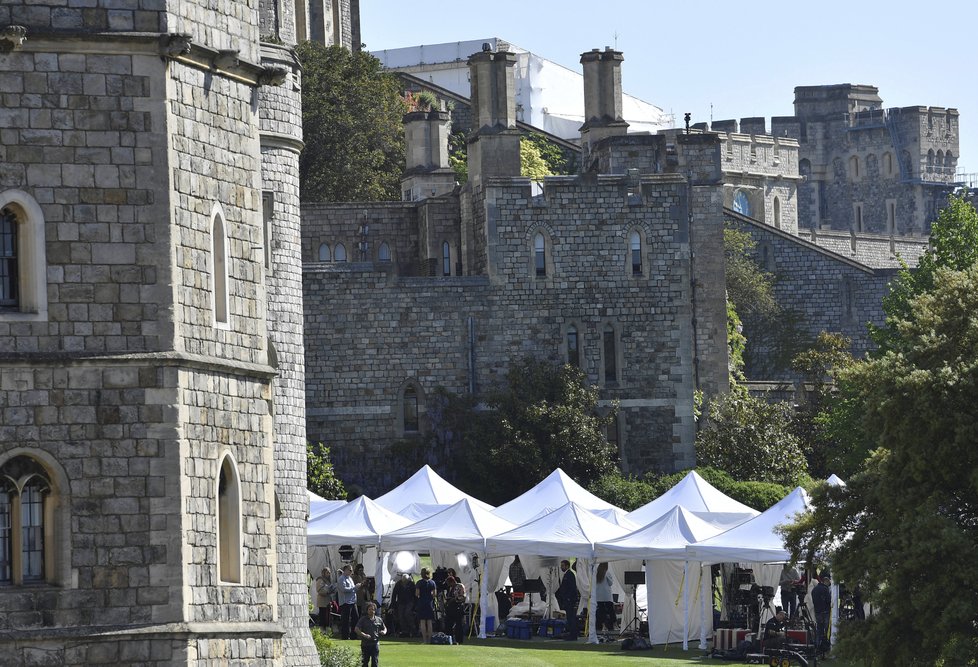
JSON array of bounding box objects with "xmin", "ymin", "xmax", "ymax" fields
[
  {"xmin": 217, "ymin": 456, "xmax": 242, "ymax": 584},
  {"xmin": 378, "ymin": 242, "xmax": 391, "ymax": 262},
  {"xmin": 567, "ymin": 325, "xmax": 579, "ymax": 368},
  {"xmin": 212, "ymin": 212, "xmax": 228, "ymax": 325},
  {"xmin": 442, "ymin": 242, "xmax": 451, "ymax": 276},
  {"xmin": 534, "ymin": 233, "xmax": 546, "ymax": 277},
  {"xmin": 403, "ymin": 385, "xmax": 419, "ymax": 433},
  {"xmin": 603, "ymin": 325, "xmax": 618, "ymax": 385},
  {"xmin": 630, "ymin": 231, "xmax": 642, "ymax": 276},
  {"xmin": 1, "ymin": 207, "xmax": 20, "ymax": 309}
]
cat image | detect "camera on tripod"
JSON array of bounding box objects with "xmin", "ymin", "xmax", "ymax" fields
[{"xmin": 751, "ymin": 584, "xmax": 776, "ymax": 602}]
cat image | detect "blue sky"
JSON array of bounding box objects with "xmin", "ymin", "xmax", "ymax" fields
[{"xmin": 360, "ymin": 0, "xmax": 977, "ymax": 176}]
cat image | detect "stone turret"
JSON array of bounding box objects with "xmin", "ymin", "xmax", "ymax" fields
[
  {"xmin": 580, "ymin": 47, "xmax": 629, "ymax": 165},
  {"xmin": 466, "ymin": 46, "xmax": 521, "ymax": 184},
  {"xmin": 401, "ymin": 109, "xmax": 456, "ymax": 200}
]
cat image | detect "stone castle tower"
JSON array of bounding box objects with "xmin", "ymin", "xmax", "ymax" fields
[{"xmin": 0, "ymin": 1, "xmax": 315, "ymax": 665}]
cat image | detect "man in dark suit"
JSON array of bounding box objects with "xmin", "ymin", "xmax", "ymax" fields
[{"xmin": 556, "ymin": 559, "xmax": 580, "ymax": 640}]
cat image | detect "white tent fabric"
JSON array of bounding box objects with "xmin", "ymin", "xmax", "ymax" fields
[
  {"xmin": 826, "ymin": 474, "xmax": 846, "ymax": 487},
  {"xmin": 307, "ymin": 496, "xmax": 412, "ymax": 546},
  {"xmin": 308, "ymin": 490, "xmax": 346, "ymax": 521},
  {"xmin": 307, "ymin": 495, "xmax": 413, "ymax": 597},
  {"xmin": 685, "ymin": 487, "xmax": 812, "ymax": 650},
  {"xmin": 626, "ymin": 471, "xmax": 758, "ymax": 527},
  {"xmin": 374, "ymin": 464, "xmax": 494, "ymax": 514},
  {"xmin": 595, "ymin": 505, "xmax": 728, "ymax": 646},
  {"xmin": 492, "ymin": 468, "xmax": 622, "ymax": 524},
  {"xmin": 380, "ymin": 498, "xmax": 517, "ymax": 639},
  {"xmin": 487, "ymin": 501, "xmax": 630, "ymax": 644},
  {"xmin": 396, "ymin": 502, "xmax": 453, "ymax": 521},
  {"xmin": 685, "ymin": 487, "xmax": 811, "ymax": 564}
]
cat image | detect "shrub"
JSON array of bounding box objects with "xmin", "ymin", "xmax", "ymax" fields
[
  {"xmin": 310, "ymin": 627, "xmax": 359, "ymax": 667},
  {"xmin": 589, "ymin": 471, "xmax": 658, "ymax": 511}
]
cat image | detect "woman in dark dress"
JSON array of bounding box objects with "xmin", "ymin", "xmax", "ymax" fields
[{"xmin": 415, "ymin": 568, "xmax": 437, "ymax": 643}]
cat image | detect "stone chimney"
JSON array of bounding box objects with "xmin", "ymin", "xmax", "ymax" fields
[
  {"xmin": 580, "ymin": 47, "xmax": 629, "ymax": 161},
  {"xmin": 466, "ymin": 45, "xmax": 520, "ymax": 184},
  {"xmin": 401, "ymin": 108, "xmax": 456, "ymax": 201}
]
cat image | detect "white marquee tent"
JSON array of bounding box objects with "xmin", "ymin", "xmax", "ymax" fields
[
  {"xmin": 492, "ymin": 468, "xmax": 622, "ymax": 524},
  {"xmin": 685, "ymin": 487, "xmax": 812, "ymax": 650},
  {"xmin": 595, "ymin": 505, "xmax": 729, "ymax": 646},
  {"xmin": 308, "ymin": 489, "xmax": 346, "ymax": 522},
  {"xmin": 487, "ymin": 501, "xmax": 631, "ymax": 644},
  {"xmin": 307, "ymin": 495, "xmax": 413, "ymax": 595},
  {"xmin": 626, "ymin": 471, "xmax": 758, "ymax": 528},
  {"xmin": 374, "ymin": 464, "xmax": 494, "ymax": 514},
  {"xmin": 380, "ymin": 498, "xmax": 518, "ymax": 638}
]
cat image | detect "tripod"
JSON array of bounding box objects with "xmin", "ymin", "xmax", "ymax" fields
[
  {"xmin": 796, "ymin": 599, "xmax": 820, "ymax": 665},
  {"xmin": 618, "ymin": 584, "xmax": 645, "ymax": 637}
]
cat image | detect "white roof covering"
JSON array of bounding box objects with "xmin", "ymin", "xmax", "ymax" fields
[
  {"xmin": 381, "ymin": 498, "xmax": 517, "ymax": 554},
  {"xmin": 492, "ymin": 468, "xmax": 622, "ymax": 524},
  {"xmin": 308, "ymin": 490, "xmax": 346, "ymax": 521},
  {"xmin": 307, "ymin": 495, "xmax": 412, "ymax": 546},
  {"xmin": 685, "ymin": 487, "xmax": 811, "ymax": 564},
  {"xmin": 486, "ymin": 501, "xmax": 630, "ymax": 559},
  {"xmin": 594, "ymin": 505, "xmax": 727, "ymax": 561},
  {"xmin": 372, "ymin": 38, "xmax": 671, "ymax": 142},
  {"xmin": 373, "ymin": 464, "xmax": 493, "ymax": 514},
  {"xmin": 826, "ymin": 474, "xmax": 846, "ymax": 487},
  {"xmin": 626, "ymin": 471, "xmax": 759, "ymax": 527}
]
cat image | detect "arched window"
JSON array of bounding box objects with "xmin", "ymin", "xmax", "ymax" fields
[
  {"xmin": 378, "ymin": 242, "xmax": 391, "ymax": 263},
  {"xmin": 217, "ymin": 454, "xmax": 242, "ymax": 584},
  {"xmin": 854, "ymin": 204, "xmax": 864, "ymax": 233},
  {"xmin": 534, "ymin": 233, "xmax": 546, "ymax": 278},
  {"xmin": 732, "ymin": 190, "xmax": 751, "ymax": 217},
  {"xmin": 883, "ymin": 152, "xmax": 894, "ymax": 177},
  {"xmin": 759, "ymin": 242, "xmax": 776, "ymax": 272},
  {"xmin": 566, "ymin": 324, "xmax": 580, "ymax": 368},
  {"xmin": 442, "ymin": 241, "xmax": 451, "ymax": 276},
  {"xmin": 0, "ymin": 191, "xmax": 48, "ymax": 321},
  {"xmin": 849, "ymin": 155, "xmax": 860, "ymax": 180},
  {"xmin": 0, "ymin": 456, "xmax": 54, "ymax": 585},
  {"xmin": 629, "ymin": 230, "xmax": 642, "ymax": 276},
  {"xmin": 773, "ymin": 197, "xmax": 781, "ymax": 229},
  {"xmin": 211, "ymin": 208, "xmax": 229, "ymax": 326},
  {"xmin": 318, "ymin": 243, "xmax": 331, "ymax": 262},
  {"xmin": 936, "ymin": 150, "xmax": 945, "ymax": 176},
  {"xmin": 334, "ymin": 243, "xmax": 347, "ymax": 262},
  {"xmin": 926, "ymin": 149, "xmax": 935, "ymax": 173},
  {"xmin": 945, "ymin": 151, "xmax": 955, "ymax": 173},
  {"xmin": 602, "ymin": 323, "xmax": 619, "ymax": 386}
]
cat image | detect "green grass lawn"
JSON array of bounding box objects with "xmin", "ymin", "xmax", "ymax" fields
[{"xmin": 375, "ymin": 636, "xmax": 854, "ymax": 666}]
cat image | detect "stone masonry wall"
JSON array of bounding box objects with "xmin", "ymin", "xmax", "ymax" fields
[
  {"xmin": 302, "ymin": 174, "xmax": 701, "ymax": 491},
  {"xmin": 728, "ymin": 212, "xmax": 893, "ymax": 381}
]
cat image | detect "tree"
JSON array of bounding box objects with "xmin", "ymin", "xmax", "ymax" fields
[
  {"xmin": 790, "ymin": 332, "xmax": 856, "ymax": 478},
  {"xmin": 872, "ymin": 193, "xmax": 978, "ymax": 352},
  {"xmin": 307, "ymin": 442, "xmax": 347, "ymax": 500},
  {"xmin": 297, "ymin": 43, "xmax": 407, "ymax": 202},
  {"xmin": 725, "ymin": 225, "xmax": 815, "ymax": 377},
  {"xmin": 695, "ymin": 389, "xmax": 809, "ymax": 486},
  {"xmin": 520, "ymin": 135, "xmax": 552, "ymax": 180},
  {"xmin": 432, "ymin": 357, "xmax": 618, "ymax": 505},
  {"xmin": 784, "ymin": 264, "xmax": 978, "ymax": 665}
]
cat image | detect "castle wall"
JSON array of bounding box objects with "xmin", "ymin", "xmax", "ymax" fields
[
  {"xmin": 727, "ymin": 212, "xmax": 893, "ymax": 380},
  {"xmin": 302, "ymin": 174, "xmax": 703, "ymax": 492},
  {"xmin": 0, "ymin": 0, "xmax": 311, "ymax": 663}
]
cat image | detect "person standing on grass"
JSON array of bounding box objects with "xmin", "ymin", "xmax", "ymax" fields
[
  {"xmin": 355, "ymin": 602, "xmax": 387, "ymax": 667},
  {"xmin": 556, "ymin": 559, "xmax": 580, "ymax": 640},
  {"xmin": 415, "ymin": 567, "xmax": 437, "ymax": 643},
  {"xmin": 338, "ymin": 564, "xmax": 360, "ymax": 640}
]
